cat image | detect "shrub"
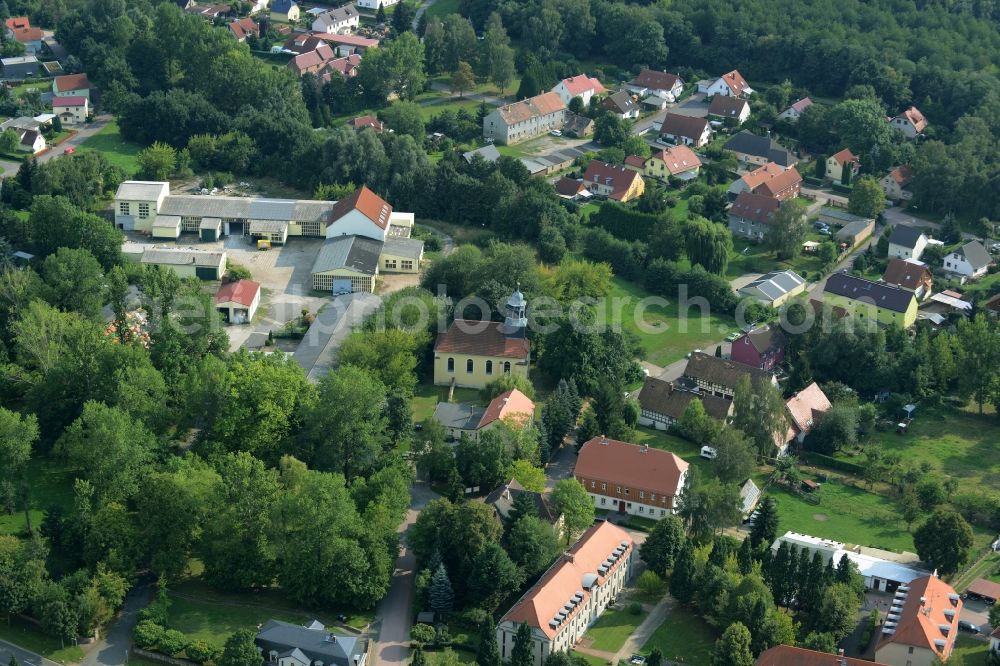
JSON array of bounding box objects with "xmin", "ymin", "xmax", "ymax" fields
[
  {"xmin": 133, "ymin": 621, "xmax": 165, "ymax": 649},
  {"xmin": 226, "ymin": 261, "xmax": 253, "ymax": 281},
  {"xmin": 185, "ymin": 640, "xmax": 220, "ymax": 664},
  {"xmin": 627, "ymin": 601, "xmax": 642, "ymax": 615},
  {"xmin": 158, "ymin": 629, "xmax": 189, "ymax": 656}
]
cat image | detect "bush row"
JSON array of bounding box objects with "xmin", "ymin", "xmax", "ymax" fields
[{"xmin": 134, "ymin": 621, "xmax": 221, "ymax": 664}]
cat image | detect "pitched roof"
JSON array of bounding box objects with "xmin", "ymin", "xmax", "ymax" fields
[
  {"xmin": 783, "ymin": 97, "xmax": 813, "ymax": 114},
  {"xmin": 311, "ymin": 234, "xmax": 382, "ymax": 275},
  {"xmin": 717, "ymin": 69, "xmax": 751, "ymax": 96},
  {"xmin": 287, "ymin": 42, "xmax": 336, "ymax": 74},
  {"xmin": 739, "ymin": 270, "xmax": 806, "ymax": 301},
  {"xmin": 434, "ymin": 320, "xmax": 530, "ymax": 359},
  {"xmin": 651, "ymin": 145, "xmax": 701, "ymax": 175},
  {"xmin": 895, "ymin": 106, "xmax": 927, "ymax": 132},
  {"xmin": 636, "ymin": 376, "xmax": 732, "ymax": 421},
  {"xmin": 5, "ymin": 17, "xmax": 29, "ymax": 29},
  {"xmin": 730, "ymin": 191, "xmax": 780, "ymax": 224},
  {"xmin": 9, "ymin": 26, "xmax": 42, "ymax": 42},
  {"xmin": 18, "ymin": 128, "xmax": 39, "ymax": 147},
  {"xmin": 624, "ymin": 155, "xmax": 646, "ymax": 169},
  {"xmin": 707, "ymin": 95, "xmax": 748, "ymax": 118},
  {"xmin": 876, "ymin": 575, "xmax": 960, "ymax": 659},
  {"xmin": 966, "ymin": 578, "xmax": 1000, "ymax": 601},
  {"xmin": 116, "ymin": 180, "xmax": 170, "ymax": 201},
  {"xmin": 229, "ymin": 16, "xmax": 258, "ymax": 39},
  {"xmin": 824, "ymin": 273, "xmax": 916, "ymax": 314},
  {"xmin": 256, "ymin": 620, "xmax": 366, "ymax": 666},
  {"xmin": 312, "ymin": 32, "xmax": 379, "ymax": 48},
  {"xmin": 757, "ymin": 645, "xmax": 889, "ymax": 666},
  {"xmin": 582, "ymin": 161, "xmax": 642, "ymax": 201},
  {"xmin": 314, "ymin": 3, "xmax": 358, "ymax": 28},
  {"xmin": 433, "ymin": 401, "xmax": 483, "ymax": 431},
  {"xmin": 576, "ymin": 436, "xmax": 688, "ymax": 497},
  {"xmin": 723, "ymin": 131, "xmax": 796, "ymax": 166},
  {"xmin": 829, "ymin": 148, "xmax": 858, "ymax": 166},
  {"xmin": 346, "ymin": 115, "xmax": 384, "ymax": 132},
  {"xmin": 683, "ymin": 352, "xmax": 773, "ymax": 391},
  {"xmin": 52, "ymin": 95, "xmax": 87, "ymax": 107},
  {"xmin": 141, "ymin": 247, "xmax": 225, "ymax": 268},
  {"xmin": 271, "ymin": 0, "xmax": 299, "ymax": 12},
  {"xmin": 659, "ymin": 113, "xmax": 709, "ymax": 141},
  {"xmin": 886, "ymin": 165, "xmax": 913, "ymax": 187},
  {"xmin": 628, "ymin": 69, "xmax": 682, "ymax": 92},
  {"xmin": 751, "ymin": 166, "xmax": 801, "ymax": 197},
  {"xmin": 328, "ymin": 185, "xmax": 392, "ymax": 229},
  {"xmin": 324, "ymin": 54, "xmax": 361, "ymax": 79},
  {"xmin": 784, "ymin": 382, "xmax": 831, "ymax": 440},
  {"xmin": 54, "ymin": 73, "xmax": 91, "ymax": 93},
  {"xmin": 887, "ymin": 225, "xmax": 926, "ymax": 249},
  {"xmin": 462, "ymin": 144, "xmax": 501, "ymax": 163},
  {"xmin": 485, "ymin": 479, "xmax": 560, "ymax": 525},
  {"xmin": 882, "ymin": 259, "xmax": 931, "ymax": 290},
  {"xmin": 952, "ymin": 240, "xmax": 991, "ymax": 270},
  {"xmin": 501, "ymin": 521, "xmax": 633, "ymax": 639},
  {"xmin": 558, "ymin": 74, "xmax": 606, "ymax": 97},
  {"xmin": 739, "ymin": 162, "xmax": 784, "ymax": 191},
  {"xmin": 494, "ymin": 92, "xmax": 566, "ymax": 125},
  {"xmin": 216, "ymin": 279, "xmax": 261, "ymax": 307},
  {"xmin": 478, "ymin": 388, "xmax": 535, "ymax": 429},
  {"xmin": 740, "ymin": 324, "xmax": 787, "ymax": 356},
  {"xmin": 600, "ymin": 90, "xmax": 638, "ymax": 115},
  {"xmin": 554, "ymin": 177, "xmax": 585, "ymax": 196}
]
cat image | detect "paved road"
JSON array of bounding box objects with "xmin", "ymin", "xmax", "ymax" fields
[
  {"xmin": 0, "ymin": 114, "xmax": 114, "ymax": 177},
  {"xmin": 81, "ymin": 583, "xmax": 153, "ymax": 666},
  {"xmin": 545, "ymin": 443, "xmax": 577, "ymax": 491},
  {"xmin": 372, "ymin": 481, "xmax": 440, "ymax": 666},
  {"xmin": 293, "ymin": 292, "xmax": 382, "ymax": 382},
  {"xmin": 0, "ymin": 639, "xmax": 59, "ymax": 666},
  {"xmin": 412, "ymin": 0, "xmax": 437, "ymax": 31},
  {"xmin": 414, "ymin": 222, "xmax": 455, "ymax": 256},
  {"xmin": 611, "ymin": 595, "xmax": 675, "ymax": 664}
]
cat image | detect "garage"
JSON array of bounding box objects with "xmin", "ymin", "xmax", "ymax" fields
[
  {"xmin": 215, "ymin": 279, "xmax": 261, "ymax": 324},
  {"xmin": 200, "ymin": 217, "xmax": 222, "ymax": 242},
  {"xmin": 152, "ymin": 215, "xmax": 181, "ymax": 239}
]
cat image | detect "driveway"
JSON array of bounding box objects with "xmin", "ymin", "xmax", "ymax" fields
[
  {"xmin": 0, "ymin": 639, "xmax": 59, "ymax": 666},
  {"xmin": 82, "ymin": 582, "xmax": 154, "ymax": 666},
  {"xmin": 372, "ymin": 481, "xmax": 440, "ymax": 666},
  {"xmin": 293, "ymin": 292, "xmax": 381, "ymax": 382},
  {"xmin": 545, "ymin": 443, "xmax": 577, "ymax": 491},
  {"xmin": 414, "ymin": 223, "xmax": 455, "ymax": 256}
]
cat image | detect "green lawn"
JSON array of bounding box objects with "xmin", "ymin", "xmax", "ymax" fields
[
  {"xmin": 166, "ymin": 594, "xmax": 322, "ymax": 648},
  {"xmin": 768, "ymin": 475, "xmax": 917, "ymax": 553},
  {"xmin": 11, "ymin": 81, "xmax": 49, "ymax": 98},
  {"xmin": 78, "ymin": 120, "xmax": 142, "ymax": 173},
  {"xmin": 727, "ymin": 237, "xmax": 825, "ymax": 281},
  {"xmin": 601, "ymin": 277, "xmax": 737, "ymax": 367},
  {"xmin": 412, "ymin": 383, "xmax": 481, "ymax": 422},
  {"xmin": 951, "ymin": 636, "xmax": 990, "ymax": 665},
  {"xmin": 641, "ymin": 611, "xmax": 718, "ymax": 666},
  {"xmin": 583, "ymin": 606, "xmax": 648, "ymax": 652},
  {"xmin": 425, "ymin": 0, "xmax": 461, "ymax": 20},
  {"xmin": 631, "ymin": 426, "xmax": 715, "ymax": 476},
  {"xmin": 418, "ymin": 98, "xmax": 488, "ymax": 122},
  {"xmin": 424, "ymin": 647, "xmax": 476, "ymax": 666},
  {"xmin": 0, "ymin": 616, "xmax": 85, "ymax": 663},
  {"xmin": 571, "ymin": 651, "xmax": 610, "ymax": 666},
  {"xmin": 0, "ymin": 457, "xmax": 75, "ymax": 536}
]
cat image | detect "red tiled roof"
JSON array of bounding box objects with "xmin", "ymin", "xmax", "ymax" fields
[
  {"xmin": 54, "ymin": 73, "xmax": 91, "ymax": 93},
  {"xmin": 966, "ymin": 578, "xmax": 1000, "ymax": 601},
  {"xmin": 10, "ymin": 26, "xmax": 42, "ymax": 42},
  {"xmin": 52, "ymin": 96, "xmax": 87, "ymax": 107},
  {"xmin": 554, "ymin": 177, "xmax": 585, "ymax": 196},
  {"xmin": 752, "ymin": 166, "xmax": 801, "ymax": 197},
  {"xmin": 741, "ymin": 162, "xmax": 784, "ymax": 190},
  {"xmin": 328, "ymin": 185, "xmax": 392, "ymax": 229},
  {"xmin": 559, "ymin": 74, "xmax": 606, "ymax": 97},
  {"xmin": 495, "ymin": 92, "xmax": 566, "ymax": 125},
  {"xmin": 730, "ymin": 191, "xmax": 780, "ymax": 224},
  {"xmin": 478, "ymin": 388, "xmax": 535, "ymax": 429},
  {"xmin": 784, "ymin": 382, "xmax": 831, "ymax": 441},
  {"xmin": 582, "ymin": 161, "xmax": 642, "ymax": 201},
  {"xmin": 325, "ymin": 54, "xmax": 361, "ymax": 79},
  {"xmin": 882, "ymin": 259, "xmax": 931, "ymax": 290},
  {"xmin": 575, "ymin": 436, "xmax": 688, "ymax": 499},
  {"xmin": 719, "ymin": 69, "xmax": 751, "ymax": 96},
  {"xmin": 875, "ymin": 575, "xmax": 961, "ymax": 660},
  {"xmin": 228, "ymin": 17, "xmax": 259, "ymax": 40},
  {"xmin": 897, "ymin": 106, "xmax": 928, "ymax": 132},
  {"xmin": 652, "ymin": 145, "xmax": 701, "ymax": 175},
  {"xmin": 434, "ymin": 320, "xmax": 530, "ymax": 359},
  {"xmin": 347, "ymin": 115, "xmax": 384, "ymax": 132},
  {"xmin": 829, "ymin": 148, "xmax": 858, "ymax": 166},
  {"xmin": 757, "ymin": 645, "xmax": 889, "ymax": 666},
  {"xmin": 215, "ymin": 279, "xmax": 260, "ymax": 307},
  {"xmin": 887, "ymin": 165, "xmax": 913, "ymax": 187},
  {"xmin": 786, "ymin": 97, "xmax": 813, "ymax": 113},
  {"xmin": 5, "ymin": 17, "xmax": 29, "ymax": 30},
  {"xmin": 312, "ymin": 32, "xmax": 380, "ymax": 48},
  {"xmin": 629, "ymin": 69, "xmax": 682, "ymax": 92},
  {"xmin": 624, "ymin": 155, "xmax": 646, "ymax": 169}
]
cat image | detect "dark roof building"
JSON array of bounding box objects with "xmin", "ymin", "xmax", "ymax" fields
[
  {"xmin": 256, "ymin": 620, "xmax": 368, "ymax": 666},
  {"xmin": 723, "ymin": 130, "xmax": 797, "ymax": 167},
  {"xmin": 824, "ymin": 273, "xmax": 916, "ymax": 314},
  {"xmin": 659, "ymin": 113, "xmax": 711, "ymax": 145},
  {"xmin": 311, "ymin": 234, "xmax": 383, "ymax": 275},
  {"xmin": 729, "ymin": 191, "xmax": 780, "ymax": 224},
  {"xmin": 637, "ymin": 376, "xmax": 733, "ymax": 424},
  {"xmin": 681, "ymin": 352, "xmax": 775, "ymax": 398},
  {"xmin": 485, "ymin": 479, "xmax": 561, "ymax": 527},
  {"xmin": 707, "ymin": 95, "xmax": 749, "ymax": 119},
  {"xmin": 599, "ymin": 90, "xmax": 639, "ymax": 116},
  {"xmin": 887, "ymin": 225, "xmax": 926, "ymax": 250}
]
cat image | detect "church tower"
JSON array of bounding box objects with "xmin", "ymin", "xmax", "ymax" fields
[{"xmin": 501, "ymin": 286, "xmax": 527, "ymax": 336}]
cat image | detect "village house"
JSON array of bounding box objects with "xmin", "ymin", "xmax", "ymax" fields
[
  {"xmin": 228, "ymin": 17, "xmax": 259, "ymax": 41},
  {"xmin": 52, "ymin": 73, "xmax": 92, "ymax": 100},
  {"xmin": 776, "ymin": 97, "xmax": 813, "ymax": 123},
  {"xmin": 346, "ymin": 115, "xmax": 384, "ymax": 133},
  {"xmin": 575, "ymin": 436, "xmax": 689, "ymax": 518},
  {"xmin": 497, "ymin": 521, "xmax": 633, "ymax": 666},
  {"xmin": 283, "ymin": 32, "xmax": 379, "ymax": 57},
  {"xmin": 312, "ymin": 4, "xmax": 360, "ymax": 34},
  {"xmin": 12, "ymin": 127, "xmax": 45, "ymax": 154},
  {"xmin": 727, "ymin": 162, "xmax": 783, "ymax": 200},
  {"xmin": 887, "ymin": 225, "xmax": 929, "ymax": 261},
  {"xmin": 553, "ymin": 177, "xmax": 591, "ymax": 201},
  {"xmin": 730, "ymin": 324, "xmax": 787, "ymax": 371},
  {"xmin": 825, "ymin": 148, "xmax": 860, "ymax": 184},
  {"xmin": 881, "ymin": 165, "xmax": 914, "ymax": 202},
  {"xmin": 483, "ymin": 92, "xmax": 566, "ymax": 145},
  {"xmin": 626, "ymin": 145, "xmax": 701, "ymax": 182},
  {"xmin": 780, "ymin": 382, "xmax": 831, "ymax": 453},
  {"xmin": 357, "ymin": 0, "xmax": 399, "ymax": 8},
  {"xmin": 551, "ymin": 74, "xmax": 606, "ymax": 106},
  {"xmin": 875, "ymin": 576, "xmax": 961, "ymax": 665},
  {"xmin": 707, "ymin": 95, "xmax": 751, "ymax": 125},
  {"xmin": 680, "ymin": 351, "xmax": 777, "ymax": 400},
  {"xmin": 270, "ymin": 0, "xmax": 300, "ymax": 21},
  {"xmin": 432, "ymin": 388, "xmax": 535, "ymax": 441},
  {"xmin": 723, "ymin": 130, "xmax": 798, "ymax": 168},
  {"xmin": 943, "ymin": 240, "xmax": 991, "ymax": 279},
  {"xmin": 757, "ymin": 645, "xmax": 889, "ymax": 666},
  {"xmin": 5, "ymin": 17, "xmax": 42, "ymax": 54},
  {"xmin": 890, "ymin": 106, "xmax": 928, "ymax": 138},
  {"xmin": 485, "ymin": 479, "xmax": 564, "ymax": 536},
  {"xmin": 727, "ymin": 191, "xmax": 781, "ymax": 241},
  {"xmin": 433, "ymin": 289, "xmax": 530, "ymax": 389},
  {"xmin": 52, "ymin": 96, "xmax": 88, "ymax": 125},
  {"xmin": 598, "ymin": 91, "xmax": 640, "ymax": 119},
  {"xmin": 823, "ymin": 273, "xmax": 919, "ymax": 328},
  {"xmin": 286, "ymin": 43, "xmax": 358, "ymax": 79},
  {"xmin": 698, "ymin": 69, "xmax": 753, "ymax": 97},
  {"xmin": 737, "ymin": 269, "xmax": 807, "ymax": 308},
  {"xmin": 625, "ymin": 69, "xmax": 684, "ymax": 102},
  {"xmin": 562, "ymin": 114, "xmax": 593, "ymax": 138},
  {"xmin": 881, "ymin": 259, "xmax": 933, "ymax": 300},
  {"xmin": 1, "ymin": 55, "xmax": 37, "ymax": 80},
  {"xmin": 256, "ymin": 619, "xmax": 368, "ymax": 666},
  {"xmin": 582, "ymin": 161, "xmax": 645, "ymax": 202},
  {"xmin": 215, "ymin": 279, "xmax": 261, "ymax": 324},
  {"xmin": 658, "ymin": 113, "xmax": 712, "ymax": 147},
  {"xmin": 636, "ymin": 375, "xmax": 732, "ymax": 431},
  {"xmin": 751, "ymin": 166, "xmax": 801, "ymax": 201}
]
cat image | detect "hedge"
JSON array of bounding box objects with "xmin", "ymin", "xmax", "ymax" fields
[
  {"xmin": 799, "ymin": 451, "xmax": 866, "ymax": 476},
  {"xmin": 831, "ymin": 183, "xmax": 853, "ymax": 194}
]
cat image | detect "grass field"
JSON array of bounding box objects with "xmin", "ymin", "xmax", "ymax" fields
[
  {"xmin": 951, "ymin": 636, "xmax": 990, "ymax": 665},
  {"xmin": 572, "ymin": 651, "xmax": 610, "ymax": 666},
  {"xmin": 631, "ymin": 426, "xmax": 715, "ymax": 476},
  {"xmin": 601, "ymin": 277, "xmax": 737, "ymax": 367},
  {"xmin": 418, "ymin": 98, "xmax": 487, "ymax": 122},
  {"xmin": 641, "ymin": 611, "xmax": 717, "ymax": 666},
  {"xmin": 727, "ymin": 236, "xmax": 826, "ymax": 280},
  {"xmin": 425, "ymin": 647, "xmax": 476, "ymax": 666},
  {"xmin": 0, "ymin": 457, "xmax": 75, "ymax": 536},
  {"xmin": 0, "ymin": 616, "xmax": 85, "ymax": 663},
  {"xmin": 583, "ymin": 606, "xmax": 648, "ymax": 652},
  {"xmin": 78, "ymin": 120, "xmax": 142, "ymax": 173},
  {"xmin": 425, "ymin": 0, "xmax": 461, "ymax": 20},
  {"xmin": 411, "ymin": 383, "xmax": 481, "ymax": 422},
  {"xmin": 166, "ymin": 594, "xmax": 321, "ymax": 648}
]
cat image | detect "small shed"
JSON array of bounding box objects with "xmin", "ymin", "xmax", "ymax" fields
[
  {"xmin": 200, "ymin": 217, "xmax": 222, "ymax": 242},
  {"xmin": 152, "ymin": 215, "xmax": 181, "ymax": 239},
  {"xmin": 966, "ymin": 578, "xmax": 1000, "ymax": 603},
  {"xmin": 215, "ymin": 279, "xmax": 261, "ymax": 324},
  {"xmin": 801, "ymin": 479, "xmax": 820, "ymax": 492}
]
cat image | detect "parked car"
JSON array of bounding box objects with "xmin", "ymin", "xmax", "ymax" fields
[
  {"xmin": 958, "ymin": 620, "xmax": 981, "ymax": 634},
  {"xmin": 813, "ymin": 221, "xmax": 828, "ymax": 230},
  {"xmin": 818, "ymin": 228, "xmax": 832, "ymax": 236},
  {"xmin": 700, "ymin": 446, "xmax": 718, "ymax": 459},
  {"xmin": 63, "ymin": 146, "xmax": 75, "ymax": 155},
  {"xmin": 629, "ymin": 656, "xmax": 646, "ymax": 665},
  {"xmin": 549, "ymin": 129, "xmax": 562, "ymax": 137}
]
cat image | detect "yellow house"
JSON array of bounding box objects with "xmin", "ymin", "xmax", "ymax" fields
[
  {"xmin": 582, "ymin": 161, "xmax": 645, "ymax": 203},
  {"xmin": 433, "ymin": 290, "xmax": 530, "ymax": 389},
  {"xmin": 633, "ymin": 144, "xmax": 702, "ymax": 182},
  {"xmin": 380, "ymin": 238, "xmax": 423, "ymax": 273},
  {"xmin": 823, "ymin": 273, "xmax": 918, "ymax": 328},
  {"xmin": 825, "ymin": 148, "xmax": 859, "ymax": 184}
]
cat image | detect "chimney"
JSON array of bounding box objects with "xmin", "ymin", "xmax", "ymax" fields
[{"xmin": 600, "ymin": 436, "xmax": 609, "ymax": 445}]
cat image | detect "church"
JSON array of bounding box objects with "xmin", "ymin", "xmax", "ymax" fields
[{"xmin": 432, "ymin": 289, "xmax": 531, "ymax": 389}]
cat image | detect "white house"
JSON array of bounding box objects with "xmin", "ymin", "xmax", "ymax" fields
[
  {"xmin": 497, "ymin": 521, "xmax": 634, "ymax": 666},
  {"xmin": 659, "ymin": 113, "xmax": 712, "ymax": 147},
  {"xmin": 697, "ymin": 69, "xmax": 753, "ymax": 98},
  {"xmin": 52, "ymin": 96, "xmax": 88, "ymax": 125},
  {"xmin": 944, "ymin": 240, "xmax": 991, "ymax": 278},
  {"xmin": 551, "ymin": 74, "xmax": 606, "ymax": 107},
  {"xmin": 777, "ymin": 97, "xmax": 813, "ymax": 122},
  {"xmin": 889, "ymin": 106, "xmax": 928, "ymax": 138},
  {"xmin": 356, "ymin": 0, "xmax": 398, "ymax": 8},
  {"xmin": 625, "ymin": 69, "xmax": 684, "ymax": 102},
  {"xmin": 312, "ymin": 4, "xmax": 359, "ymax": 34},
  {"xmin": 887, "ymin": 225, "xmax": 928, "ymax": 261},
  {"xmin": 482, "ymin": 92, "xmax": 566, "ymax": 145}
]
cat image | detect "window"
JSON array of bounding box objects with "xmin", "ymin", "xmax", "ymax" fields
[
  {"xmin": 138, "ymin": 203, "xmax": 150, "ymax": 219},
  {"xmin": 639, "ymin": 491, "xmax": 644, "ymax": 499},
  {"xmin": 600, "ymin": 497, "xmax": 605, "ymax": 505},
  {"xmin": 447, "ymin": 358, "xmax": 454, "ymax": 372},
  {"xmin": 616, "ymin": 486, "xmax": 621, "ymax": 493},
  {"xmin": 503, "ymin": 361, "xmax": 511, "ymax": 374},
  {"xmin": 908, "ymin": 648, "xmax": 914, "ymax": 655},
  {"xmin": 301, "ymin": 221, "xmax": 321, "ymax": 236},
  {"xmin": 466, "ymin": 359, "xmax": 474, "ymax": 373},
  {"xmin": 650, "ymin": 494, "xmax": 656, "ymax": 501},
  {"xmin": 385, "ymin": 259, "xmax": 397, "ymax": 269},
  {"xmin": 402, "ymin": 260, "xmax": 413, "ymax": 270},
  {"xmin": 601, "ymin": 483, "xmax": 606, "ymax": 491},
  {"xmin": 486, "ymin": 360, "xmax": 493, "ymax": 375},
  {"xmin": 660, "ymin": 509, "xmax": 666, "ymax": 516},
  {"xmin": 624, "ymin": 488, "xmax": 630, "ymax": 496},
  {"xmin": 118, "ymin": 202, "xmax": 129, "ymax": 215},
  {"xmin": 590, "ymin": 481, "xmax": 595, "ymax": 489},
  {"xmin": 638, "ymin": 506, "xmax": 643, "ymax": 513}
]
